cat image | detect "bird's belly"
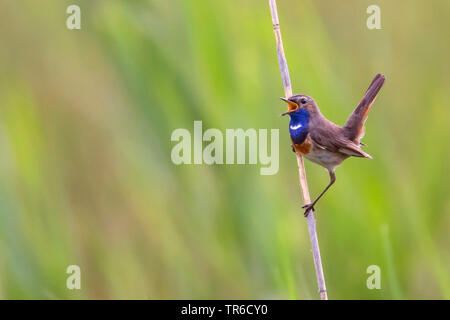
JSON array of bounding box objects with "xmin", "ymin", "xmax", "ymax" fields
[
  {"xmin": 294, "ymin": 138, "xmax": 347, "ymax": 170},
  {"xmin": 304, "ymin": 149, "xmax": 346, "ymax": 170}
]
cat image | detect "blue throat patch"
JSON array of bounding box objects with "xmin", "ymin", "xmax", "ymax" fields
[{"xmin": 289, "ymin": 109, "xmax": 310, "ymax": 144}]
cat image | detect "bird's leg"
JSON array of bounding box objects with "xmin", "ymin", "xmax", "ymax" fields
[{"xmin": 303, "ymin": 170, "xmax": 336, "ymax": 217}]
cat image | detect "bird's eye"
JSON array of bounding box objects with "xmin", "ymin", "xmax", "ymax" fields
[{"xmin": 300, "ymin": 98, "xmax": 307, "ymax": 104}]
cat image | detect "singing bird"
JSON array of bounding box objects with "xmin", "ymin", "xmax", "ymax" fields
[{"xmin": 281, "ymin": 74, "xmax": 386, "ymax": 216}]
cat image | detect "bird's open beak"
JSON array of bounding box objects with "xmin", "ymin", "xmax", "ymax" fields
[{"xmin": 280, "ymin": 97, "xmax": 299, "ymax": 116}]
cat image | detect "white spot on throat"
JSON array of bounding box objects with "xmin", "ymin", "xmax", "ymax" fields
[{"xmin": 290, "ymin": 123, "xmax": 303, "ymax": 130}]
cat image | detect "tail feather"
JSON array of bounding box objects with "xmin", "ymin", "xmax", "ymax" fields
[{"xmin": 344, "ymin": 74, "xmax": 386, "ymax": 142}]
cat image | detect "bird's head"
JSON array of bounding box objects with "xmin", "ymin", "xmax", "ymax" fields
[{"xmin": 280, "ymin": 94, "xmax": 318, "ymax": 117}]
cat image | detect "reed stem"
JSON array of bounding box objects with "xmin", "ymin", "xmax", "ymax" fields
[{"xmin": 268, "ymin": 0, "xmax": 328, "ymax": 300}]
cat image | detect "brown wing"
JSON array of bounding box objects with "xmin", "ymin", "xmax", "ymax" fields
[
  {"xmin": 344, "ymin": 74, "xmax": 385, "ymax": 142},
  {"xmin": 309, "ymin": 125, "xmax": 372, "ymax": 159}
]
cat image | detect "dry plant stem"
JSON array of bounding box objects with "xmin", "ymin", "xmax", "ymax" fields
[{"xmin": 269, "ymin": 0, "xmax": 328, "ymax": 300}]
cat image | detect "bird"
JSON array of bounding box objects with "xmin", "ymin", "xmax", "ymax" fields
[{"xmin": 281, "ymin": 73, "xmax": 386, "ymax": 217}]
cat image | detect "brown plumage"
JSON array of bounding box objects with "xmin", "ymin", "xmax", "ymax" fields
[
  {"xmin": 344, "ymin": 73, "xmax": 386, "ymax": 143},
  {"xmin": 282, "ymin": 74, "xmax": 386, "ymax": 216}
]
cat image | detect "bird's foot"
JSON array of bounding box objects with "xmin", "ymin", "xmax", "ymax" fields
[{"xmin": 302, "ymin": 203, "xmax": 315, "ymax": 217}]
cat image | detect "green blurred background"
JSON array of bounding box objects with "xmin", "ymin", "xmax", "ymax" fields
[{"xmin": 0, "ymin": 0, "xmax": 449, "ymax": 299}]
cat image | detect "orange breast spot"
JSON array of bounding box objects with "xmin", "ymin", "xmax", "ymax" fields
[{"xmin": 294, "ymin": 137, "xmax": 312, "ymax": 155}]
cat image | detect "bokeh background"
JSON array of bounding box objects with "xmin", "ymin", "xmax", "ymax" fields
[{"xmin": 0, "ymin": 0, "xmax": 449, "ymax": 299}]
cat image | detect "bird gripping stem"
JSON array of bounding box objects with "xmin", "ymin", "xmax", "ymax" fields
[{"xmin": 268, "ymin": 0, "xmax": 328, "ymax": 300}]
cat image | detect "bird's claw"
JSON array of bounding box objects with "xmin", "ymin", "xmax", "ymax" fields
[{"xmin": 302, "ymin": 203, "xmax": 315, "ymax": 217}]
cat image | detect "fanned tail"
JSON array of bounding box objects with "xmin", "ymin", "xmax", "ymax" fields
[{"xmin": 344, "ymin": 74, "xmax": 386, "ymax": 142}]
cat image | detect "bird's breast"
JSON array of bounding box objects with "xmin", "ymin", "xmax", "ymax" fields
[{"xmin": 293, "ymin": 135, "xmax": 312, "ymax": 155}]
